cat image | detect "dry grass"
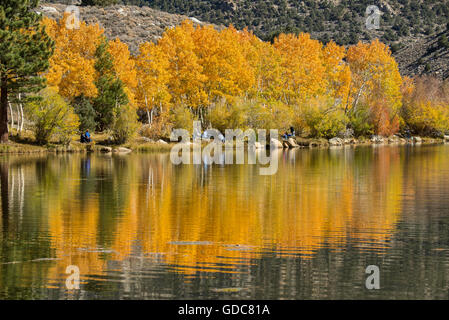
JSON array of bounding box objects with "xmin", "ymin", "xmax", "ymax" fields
[{"xmin": 129, "ymin": 142, "xmax": 174, "ymax": 153}]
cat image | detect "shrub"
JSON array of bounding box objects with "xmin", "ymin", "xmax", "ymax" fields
[
  {"xmin": 25, "ymin": 88, "xmax": 80, "ymax": 145},
  {"xmin": 403, "ymin": 101, "xmax": 449, "ymax": 136},
  {"xmin": 349, "ymin": 105, "xmax": 375, "ymax": 137},
  {"xmin": 139, "ymin": 114, "xmax": 174, "ymax": 141},
  {"xmin": 401, "ymin": 76, "xmax": 449, "ymax": 136},
  {"xmin": 171, "ymin": 105, "xmax": 195, "ymax": 133},
  {"xmin": 438, "ymin": 34, "xmax": 449, "ymax": 49},
  {"xmin": 81, "ymin": 0, "xmax": 118, "ymax": 7},
  {"xmin": 304, "ymin": 109, "xmax": 346, "ymax": 138},
  {"xmin": 302, "ymin": 97, "xmax": 346, "ymax": 138},
  {"xmin": 208, "ymin": 99, "xmax": 248, "ymax": 133},
  {"xmin": 246, "ymin": 99, "xmax": 293, "ymax": 132},
  {"xmin": 57, "ymin": 112, "xmax": 81, "ymax": 146},
  {"xmin": 111, "ymin": 105, "xmax": 139, "ymax": 144}
]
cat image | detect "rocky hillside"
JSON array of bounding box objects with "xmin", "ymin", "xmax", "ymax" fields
[
  {"xmin": 121, "ymin": 0, "xmax": 449, "ymax": 44},
  {"xmin": 395, "ymin": 30, "xmax": 449, "ymax": 80},
  {"xmin": 39, "ymin": 2, "xmax": 449, "ymax": 79},
  {"xmin": 37, "ymin": 3, "xmax": 197, "ymax": 53}
]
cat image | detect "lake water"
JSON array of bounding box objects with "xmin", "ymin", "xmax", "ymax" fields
[{"xmin": 0, "ymin": 144, "xmax": 449, "ymax": 299}]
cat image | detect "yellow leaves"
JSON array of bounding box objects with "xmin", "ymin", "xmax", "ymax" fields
[
  {"xmin": 322, "ymin": 41, "xmax": 351, "ymax": 104},
  {"xmin": 347, "ymin": 39, "xmax": 402, "ymax": 103},
  {"xmin": 158, "ymin": 20, "xmax": 208, "ymax": 109},
  {"xmin": 144, "ymin": 21, "xmax": 256, "ymax": 110},
  {"xmin": 43, "ymin": 15, "xmax": 103, "ymax": 99},
  {"xmin": 135, "ymin": 42, "xmax": 171, "ymax": 112},
  {"xmin": 244, "ymin": 37, "xmax": 284, "ymax": 101},
  {"xmin": 108, "ymin": 38, "xmax": 138, "ymax": 107},
  {"xmin": 401, "ymin": 77, "xmax": 449, "ymax": 134},
  {"xmin": 408, "ymin": 101, "xmax": 449, "ymax": 133},
  {"xmin": 192, "ymin": 25, "xmax": 255, "ymax": 102},
  {"xmin": 108, "ymin": 39, "xmax": 137, "ymax": 88},
  {"xmin": 41, "ymin": 15, "xmax": 409, "ymax": 137},
  {"xmin": 43, "ymin": 17, "xmax": 137, "ymax": 108},
  {"xmin": 274, "ymin": 33, "xmax": 325, "ymax": 103},
  {"xmin": 346, "ymin": 39, "xmax": 403, "ymax": 134}
]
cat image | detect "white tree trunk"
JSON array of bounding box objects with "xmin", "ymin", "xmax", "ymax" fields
[
  {"xmin": 16, "ymin": 104, "xmax": 20, "ymax": 131},
  {"xmin": 19, "ymin": 103, "xmax": 24, "ymax": 132},
  {"xmin": 18, "ymin": 93, "xmax": 24, "ymax": 132},
  {"xmin": 8, "ymin": 101, "xmax": 14, "ymax": 131}
]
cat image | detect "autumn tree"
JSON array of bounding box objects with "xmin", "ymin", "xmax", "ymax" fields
[
  {"xmin": 157, "ymin": 21, "xmax": 207, "ymax": 120},
  {"xmin": 135, "ymin": 42, "xmax": 171, "ymax": 124},
  {"xmin": 0, "ymin": 0, "xmax": 54, "ymax": 142},
  {"xmin": 43, "ymin": 14, "xmax": 103, "ymax": 99},
  {"xmin": 321, "ymin": 41, "xmax": 351, "ymax": 109},
  {"xmin": 346, "ymin": 39, "xmax": 403, "ymax": 136},
  {"xmin": 240, "ymin": 29, "xmax": 284, "ymax": 101},
  {"xmin": 273, "ymin": 33, "xmax": 325, "ymax": 105},
  {"xmin": 108, "ymin": 38, "xmax": 138, "ymax": 107},
  {"xmin": 192, "ymin": 25, "xmax": 255, "ymax": 103}
]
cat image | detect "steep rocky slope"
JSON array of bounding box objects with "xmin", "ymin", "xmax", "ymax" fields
[{"xmin": 394, "ymin": 31, "xmax": 449, "ymax": 80}]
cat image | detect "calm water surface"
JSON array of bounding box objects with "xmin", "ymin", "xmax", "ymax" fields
[{"xmin": 0, "ymin": 145, "xmax": 449, "ymax": 299}]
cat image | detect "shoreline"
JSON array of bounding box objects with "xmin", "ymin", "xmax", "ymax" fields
[{"xmin": 0, "ymin": 135, "xmax": 447, "ymax": 155}]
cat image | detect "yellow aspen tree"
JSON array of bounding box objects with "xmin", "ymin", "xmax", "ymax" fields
[
  {"xmin": 108, "ymin": 38, "xmax": 138, "ymax": 107},
  {"xmin": 135, "ymin": 42, "xmax": 171, "ymax": 123},
  {"xmin": 322, "ymin": 41, "xmax": 352, "ymax": 110},
  {"xmin": 273, "ymin": 33, "xmax": 325, "ymax": 104},
  {"xmin": 42, "ymin": 15, "xmax": 103, "ymax": 99},
  {"xmin": 157, "ymin": 21, "xmax": 208, "ymax": 115},
  {"xmin": 240, "ymin": 30, "xmax": 285, "ymax": 102},
  {"xmin": 346, "ymin": 39, "xmax": 403, "ymax": 135},
  {"xmin": 192, "ymin": 25, "xmax": 255, "ymax": 103}
]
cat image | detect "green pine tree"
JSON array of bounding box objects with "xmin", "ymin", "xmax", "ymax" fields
[
  {"xmin": 72, "ymin": 95, "xmax": 97, "ymax": 132},
  {"xmin": 0, "ymin": 0, "xmax": 54, "ymax": 142},
  {"xmin": 93, "ymin": 39, "xmax": 128, "ymax": 132}
]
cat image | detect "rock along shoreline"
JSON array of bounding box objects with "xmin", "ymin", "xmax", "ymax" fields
[{"xmin": 0, "ymin": 135, "xmax": 447, "ymax": 154}]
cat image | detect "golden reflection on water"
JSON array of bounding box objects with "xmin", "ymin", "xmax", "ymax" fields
[
  {"xmin": 0, "ymin": 148, "xmax": 402, "ymax": 279},
  {"xmin": 1, "ymin": 145, "xmax": 449, "ymax": 287}
]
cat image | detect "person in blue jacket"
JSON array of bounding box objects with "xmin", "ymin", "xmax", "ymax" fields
[
  {"xmin": 81, "ymin": 129, "xmax": 92, "ymax": 143},
  {"xmin": 85, "ymin": 130, "xmax": 91, "ymax": 142}
]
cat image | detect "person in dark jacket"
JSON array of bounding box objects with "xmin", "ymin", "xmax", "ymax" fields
[{"xmin": 290, "ymin": 127, "xmax": 295, "ymax": 137}]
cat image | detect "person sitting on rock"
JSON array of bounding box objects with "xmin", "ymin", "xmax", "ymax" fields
[
  {"xmin": 290, "ymin": 127, "xmax": 295, "ymax": 137},
  {"xmin": 85, "ymin": 129, "xmax": 91, "ymax": 143},
  {"xmin": 81, "ymin": 130, "xmax": 92, "ymax": 143}
]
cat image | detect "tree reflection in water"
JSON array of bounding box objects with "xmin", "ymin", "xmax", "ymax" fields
[{"xmin": 0, "ymin": 145, "xmax": 448, "ymax": 299}]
